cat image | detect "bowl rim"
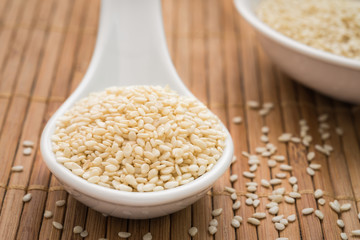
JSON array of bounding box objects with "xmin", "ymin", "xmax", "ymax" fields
[
  {"xmin": 41, "ymin": 115, "xmax": 234, "ymax": 207},
  {"xmin": 234, "ymin": 0, "xmax": 360, "ymax": 70}
]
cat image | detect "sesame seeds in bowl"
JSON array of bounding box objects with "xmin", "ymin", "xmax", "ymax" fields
[
  {"xmin": 42, "ymin": 85, "xmax": 233, "ymax": 219},
  {"xmin": 234, "ymin": 0, "xmax": 360, "ymax": 103}
]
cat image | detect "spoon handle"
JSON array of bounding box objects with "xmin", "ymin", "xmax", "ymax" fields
[{"xmin": 91, "ymin": 0, "xmax": 190, "ymax": 94}]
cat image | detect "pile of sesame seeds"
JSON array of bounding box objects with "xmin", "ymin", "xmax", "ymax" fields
[
  {"xmin": 52, "ymin": 86, "xmax": 226, "ymax": 192},
  {"xmin": 257, "ymin": 0, "xmax": 360, "ymax": 60}
]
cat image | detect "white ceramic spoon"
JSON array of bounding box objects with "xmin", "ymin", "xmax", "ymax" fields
[{"xmin": 41, "ymin": 0, "xmax": 233, "ymax": 219}]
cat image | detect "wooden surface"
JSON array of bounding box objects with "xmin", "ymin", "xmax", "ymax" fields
[{"xmin": 0, "ymin": 0, "xmax": 359, "ymax": 239}]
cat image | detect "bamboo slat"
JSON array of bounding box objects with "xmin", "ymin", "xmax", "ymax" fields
[{"xmin": 0, "ymin": 0, "xmax": 359, "ymax": 239}]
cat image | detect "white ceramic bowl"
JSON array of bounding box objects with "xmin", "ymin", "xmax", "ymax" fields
[{"xmin": 234, "ymin": 0, "xmax": 360, "ymax": 104}]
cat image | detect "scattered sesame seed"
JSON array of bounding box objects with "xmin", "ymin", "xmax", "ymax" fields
[
  {"xmin": 233, "ymin": 116, "xmax": 242, "ymax": 124},
  {"xmin": 11, "ymin": 165, "xmax": 24, "ymax": 172},
  {"xmin": 23, "ymin": 148, "xmax": 32, "ymax": 156},
  {"xmin": 80, "ymin": 230, "xmax": 88, "ymax": 238},
  {"xmin": 208, "ymin": 226, "xmax": 217, "ymax": 235},
  {"xmin": 290, "ymin": 137, "xmax": 301, "ymax": 143},
  {"xmin": 340, "ymin": 203, "xmax": 351, "ymax": 212},
  {"xmin": 234, "ymin": 215, "xmax": 243, "ymax": 223},
  {"xmin": 337, "ymin": 219, "xmax": 345, "ymax": 228},
  {"xmin": 73, "ymin": 226, "xmax": 83, "ymax": 234},
  {"xmin": 247, "ymin": 217, "xmax": 260, "ymax": 226},
  {"xmin": 287, "ymin": 214, "xmax": 296, "ymax": 222},
  {"xmin": 284, "ymin": 196, "xmax": 295, "ymax": 204},
  {"xmin": 231, "ymin": 156, "xmax": 237, "ymax": 164},
  {"xmin": 266, "ymin": 202, "xmax": 278, "ymax": 209},
  {"xmin": 230, "ymin": 174, "xmax": 238, "ymax": 183},
  {"xmin": 268, "ymin": 160, "xmax": 277, "ymax": 168},
  {"xmin": 247, "ymin": 185, "xmax": 257, "ymax": 193},
  {"xmin": 231, "ymin": 218, "xmax": 241, "ymax": 228},
  {"xmin": 276, "ymin": 173, "xmax": 287, "ymax": 179},
  {"xmin": 247, "ymin": 100, "xmax": 260, "ymax": 109},
  {"xmin": 22, "ymin": 193, "xmax": 32, "ymax": 202},
  {"xmin": 314, "ymin": 189, "xmax": 324, "ymax": 199},
  {"xmin": 318, "ymin": 198, "xmax": 326, "ymax": 205},
  {"xmin": 23, "ymin": 140, "xmax": 35, "ymax": 147},
  {"xmin": 272, "ymin": 215, "xmax": 284, "ymax": 222},
  {"xmin": 330, "ymin": 200, "xmax": 341, "ymax": 213},
  {"xmin": 280, "ymin": 219, "xmax": 288, "ymax": 226},
  {"xmin": 52, "ymin": 221, "xmax": 63, "ymax": 230},
  {"xmin": 321, "ymin": 132, "xmax": 331, "ymax": 140},
  {"xmin": 253, "ymin": 199, "xmax": 260, "ymax": 208},
  {"xmin": 270, "ymin": 178, "xmax": 282, "ymax": 185},
  {"xmin": 263, "ymin": 102, "xmax": 274, "ymax": 109},
  {"xmin": 306, "ymin": 167, "xmax": 315, "ymax": 176},
  {"xmin": 336, "ymin": 127, "xmax": 344, "ymax": 136},
  {"xmin": 302, "ymin": 208, "xmax": 314, "ymax": 215},
  {"xmin": 118, "ymin": 232, "xmax": 132, "ymax": 238},
  {"xmin": 289, "ymin": 192, "xmax": 301, "ymax": 199},
  {"xmin": 275, "ymin": 222, "xmax": 285, "ymax": 231},
  {"xmin": 276, "ymin": 238, "xmax": 288, "ymax": 240},
  {"xmin": 188, "ymin": 227, "xmax": 198, "ymax": 237},
  {"xmin": 273, "ymin": 187, "xmax": 285, "ymax": 195},
  {"xmin": 260, "ymin": 135, "xmax": 269, "ymax": 143},
  {"xmin": 246, "ymin": 198, "xmax": 253, "ymax": 205},
  {"xmin": 43, "ymin": 210, "xmax": 53, "ymax": 219},
  {"xmin": 243, "ymin": 171, "xmax": 255, "ymax": 179},
  {"xmin": 253, "ymin": 212, "xmax": 266, "ymax": 219},
  {"xmin": 315, "ymin": 210, "xmax": 324, "ymax": 220},
  {"xmin": 318, "ymin": 114, "xmax": 328, "ymax": 122},
  {"xmin": 225, "ymin": 186, "xmax": 236, "ymax": 193},
  {"xmin": 233, "ymin": 201, "xmax": 241, "ymax": 210},
  {"xmin": 309, "ymin": 163, "xmax": 321, "ymax": 170},
  {"xmin": 278, "ymin": 133, "xmax": 292, "ymax": 142},
  {"xmin": 340, "ymin": 232, "xmax": 348, "ymax": 240},
  {"xmin": 280, "ymin": 164, "xmax": 293, "ymax": 171},
  {"xmin": 269, "ymin": 206, "xmax": 279, "ymax": 215},
  {"xmin": 288, "ymin": 176, "xmax": 297, "ymax": 185},
  {"xmin": 273, "ymin": 155, "xmax": 285, "ymax": 162},
  {"xmin": 143, "ymin": 232, "xmax": 152, "ymax": 240},
  {"xmin": 352, "ymin": 230, "xmax": 360, "ymax": 236},
  {"xmin": 261, "ymin": 126, "xmax": 270, "ymax": 134},
  {"xmin": 209, "ymin": 219, "xmax": 218, "ymax": 227},
  {"xmin": 56, "ymin": 200, "xmax": 66, "ymax": 207},
  {"xmin": 212, "ymin": 208, "xmax": 223, "ymax": 217}
]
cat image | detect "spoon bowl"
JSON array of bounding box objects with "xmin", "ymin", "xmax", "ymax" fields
[{"xmin": 41, "ymin": 0, "xmax": 233, "ymax": 219}]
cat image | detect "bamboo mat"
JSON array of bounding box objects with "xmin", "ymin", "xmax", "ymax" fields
[{"xmin": 0, "ymin": 0, "xmax": 359, "ymax": 239}]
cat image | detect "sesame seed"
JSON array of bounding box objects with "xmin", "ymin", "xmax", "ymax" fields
[
  {"xmin": 253, "ymin": 212, "xmax": 266, "ymax": 219},
  {"xmin": 318, "ymin": 114, "xmax": 328, "ymax": 122},
  {"xmin": 233, "ymin": 116, "xmax": 242, "ymax": 124},
  {"xmin": 188, "ymin": 227, "xmax": 198, "ymax": 237},
  {"xmin": 280, "ymin": 219, "xmax": 288, "ymax": 226},
  {"xmin": 143, "ymin": 232, "xmax": 152, "ymax": 240},
  {"xmin": 307, "ymin": 152, "xmax": 315, "ymax": 161},
  {"xmin": 230, "ymin": 174, "xmax": 238, "ymax": 182},
  {"xmin": 261, "ymin": 126, "xmax": 270, "ymax": 134},
  {"xmin": 118, "ymin": 232, "xmax": 132, "ymax": 238},
  {"xmin": 243, "ymin": 171, "xmax": 255, "ymax": 179},
  {"xmin": 56, "ymin": 200, "xmax": 66, "ymax": 207},
  {"xmin": 287, "ymin": 214, "xmax": 296, "ymax": 222},
  {"xmin": 231, "ymin": 192, "xmax": 237, "ymax": 201},
  {"xmin": 247, "ymin": 100, "xmax": 260, "ymax": 109},
  {"xmin": 52, "ymin": 221, "xmax": 63, "ymax": 230},
  {"xmin": 290, "ymin": 137, "xmax": 301, "ymax": 143},
  {"xmin": 340, "ymin": 203, "xmax": 351, "ymax": 212},
  {"xmin": 336, "ymin": 127, "xmax": 344, "ymax": 136},
  {"xmin": 269, "ymin": 206, "xmax": 279, "ymax": 215},
  {"xmin": 276, "ymin": 173, "xmax": 287, "ymax": 179},
  {"xmin": 234, "ymin": 215, "xmax": 243, "ymax": 223},
  {"xmin": 270, "ymin": 178, "xmax": 282, "ymax": 185},
  {"xmin": 289, "ymin": 192, "xmax": 301, "ymax": 199},
  {"xmin": 273, "ymin": 188, "xmax": 285, "ymax": 195},
  {"xmin": 212, "ymin": 208, "xmax": 223, "ymax": 217},
  {"xmin": 249, "ymin": 164, "xmax": 258, "ymax": 172},
  {"xmin": 276, "ymin": 238, "xmax": 289, "ymax": 240},
  {"xmin": 302, "ymin": 208, "xmax": 314, "ymax": 215},
  {"xmin": 263, "ymin": 102, "xmax": 274, "ymax": 109},
  {"xmin": 275, "ymin": 222, "xmax": 285, "ymax": 231},
  {"xmin": 268, "ymin": 160, "xmax": 277, "ymax": 168},
  {"xmin": 288, "ymin": 176, "xmax": 297, "ymax": 185},
  {"xmin": 209, "ymin": 219, "xmax": 218, "ymax": 227},
  {"xmin": 340, "ymin": 232, "xmax": 348, "ymax": 240},
  {"xmin": 253, "ymin": 199, "xmax": 260, "ymax": 208},
  {"xmin": 247, "ymin": 185, "xmax": 257, "ymax": 193},
  {"xmin": 246, "ymin": 198, "xmax": 253, "ymax": 205},
  {"xmin": 260, "ymin": 135, "xmax": 269, "ymax": 143},
  {"xmin": 318, "ymin": 198, "xmax": 326, "ymax": 205},
  {"xmin": 314, "ymin": 189, "xmax": 324, "ymax": 199},
  {"xmin": 11, "ymin": 165, "xmax": 24, "ymax": 172},
  {"xmin": 280, "ymin": 164, "xmax": 293, "ymax": 171},
  {"xmin": 330, "ymin": 200, "xmax": 341, "ymax": 213},
  {"xmin": 266, "ymin": 202, "xmax": 278, "ymax": 209},
  {"xmin": 273, "ymin": 155, "xmax": 285, "ymax": 162},
  {"xmin": 73, "ymin": 226, "xmax": 83, "ymax": 234},
  {"xmin": 22, "ymin": 193, "xmax": 32, "ymax": 202},
  {"xmin": 352, "ymin": 230, "xmax": 360, "ymax": 236},
  {"xmin": 309, "ymin": 163, "xmax": 321, "ymax": 170},
  {"xmin": 23, "ymin": 148, "xmax": 32, "ymax": 156},
  {"xmin": 208, "ymin": 226, "xmax": 217, "ymax": 235},
  {"xmin": 278, "ymin": 133, "xmax": 292, "ymax": 142},
  {"xmin": 306, "ymin": 167, "xmax": 315, "ymax": 176},
  {"xmin": 315, "ymin": 210, "xmax": 324, "ymax": 220},
  {"xmin": 233, "ymin": 201, "xmax": 241, "ymax": 210},
  {"xmin": 225, "ymin": 186, "xmax": 236, "ymax": 193},
  {"xmin": 272, "ymin": 215, "xmax": 284, "ymax": 222},
  {"xmin": 23, "ymin": 140, "xmax": 35, "ymax": 147},
  {"xmin": 43, "ymin": 210, "xmax": 53, "ymax": 219},
  {"xmin": 247, "ymin": 217, "xmax": 260, "ymax": 226},
  {"xmin": 337, "ymin": 219, "xmax": 345, "ymax": 228},
  {"xmin": 231, "ymin": 218, "xmax": 241, "ymax": 228},
  {"xmin": 284, "ymin": 196, "xmax": 295, "ymax": 204}
]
